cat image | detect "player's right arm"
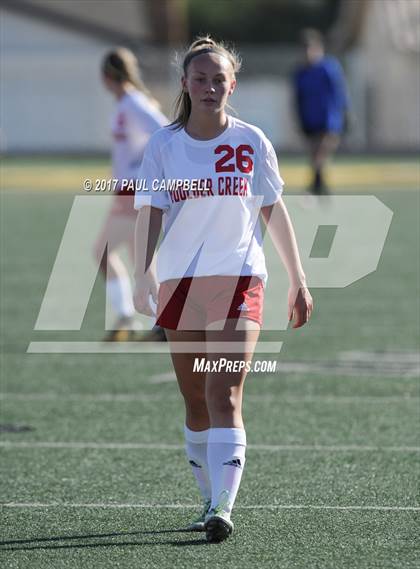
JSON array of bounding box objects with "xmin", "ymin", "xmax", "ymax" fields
[
  {"xmin": 133, "ymin": 129, "xmax": 169, "ymax": 316},
  {"xmin": 133, "ymin": 206, "xmax": 162, "ymax": 316}
]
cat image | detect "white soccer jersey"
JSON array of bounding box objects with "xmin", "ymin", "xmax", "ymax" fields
[
  {"xmin": 111, "ymin": 90, "xmax": 168, "ymax": 182},
  {"xmin": 134, "ymin": 115, "xmax": 284, "ymax": 284}
]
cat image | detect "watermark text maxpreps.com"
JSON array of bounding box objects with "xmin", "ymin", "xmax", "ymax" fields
[{"xmin": 193, "ymin": 358, "xmax": 277, "ymax": 374}]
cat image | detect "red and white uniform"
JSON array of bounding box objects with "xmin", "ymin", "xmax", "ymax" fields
[
  {"xmin": 134, "ymin": 116, "xmax": 284, "ymax": 329},
  {"xmin": 111, "ymin": 90, "xmax": 167, "ymax": 215},
  {"xmin": 134, "ymin": 115, "xmax": 284, "ymax": 283}
]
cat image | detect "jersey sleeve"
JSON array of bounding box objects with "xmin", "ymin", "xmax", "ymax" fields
[
  {"xmin": 134, "ymin": 134, "xmax": 171, "ymax": 212},
  {"xmin": 125, "ymin": 97, "xmax": 167, "ymax": 138},
  {"xmin": 256, "ymin": 136, "xmax": 284, "ymax": 206}
]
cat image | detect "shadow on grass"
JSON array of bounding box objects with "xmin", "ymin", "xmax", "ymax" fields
[{"xmin": 0, "ymin": 528, "xmax": 209, "ymax": 551}]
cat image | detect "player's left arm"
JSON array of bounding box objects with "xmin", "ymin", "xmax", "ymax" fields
[{"xmin": 261, "ymin": 198, "xmax": 313, "ymax": 328}]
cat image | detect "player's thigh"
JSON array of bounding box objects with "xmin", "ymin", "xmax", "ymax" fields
[
  {"xmin": 206, "ymin": 318, "xmax": 260, "ymax": 361},
  {"xmin": 205, "ymin": 319, "xmax": 260, "ymax": 400},
  {"xmin": 165, "ymin": 329, "xmax": 207, "ymax": 401}
]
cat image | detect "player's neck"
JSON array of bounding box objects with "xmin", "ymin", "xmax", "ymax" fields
[{"xmin": 185, "ymin": 111, "xmax": 228, "ymax": 141}]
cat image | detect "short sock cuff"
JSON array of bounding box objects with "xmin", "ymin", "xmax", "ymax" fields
[
  {"xmin": 184, "ymin": 425, "xmax": 210, "ymax": 444},
  {"xmin": 208, "ymin": 427, "xmax": 246, "ymax": 446}
]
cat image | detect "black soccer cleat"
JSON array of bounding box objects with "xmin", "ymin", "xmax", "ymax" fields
[{"xmin": 204, "ymin": 511, "xmax": 234, "ymax": 543}]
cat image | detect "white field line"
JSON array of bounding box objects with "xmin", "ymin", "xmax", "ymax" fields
[
  {"xmin": 0, "ymin": 392, "xmax": 419, "ymax": 404},
  {"xmin": 1, "ymin": 441, "xmax": 419, "ymax": 452},
  {"xmin": 149, "ymin": 372, "xmax": 176, "ymax": 383},
  {"xmin": 147, "ymin": 351, "xmax": 419, "ymax": 379},
  {"xmin": 338, "ymin": 351, "xmax": 420, "ymax": 364},
  {"xmin": 1, "ymin": 502, "xmax": 419, "ymax": 512},
  {"xmin": 272, "ymin": 362, "xmax": 420, "ymax": 378}
]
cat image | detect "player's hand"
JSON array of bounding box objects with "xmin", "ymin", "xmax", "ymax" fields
[
  {"xmin": 288, "ymin": 286, "xmax": 313, "ymax": 329},
  {"xmin": 133, "ymin": 275, "xmax": 158, "ymax": 317}
]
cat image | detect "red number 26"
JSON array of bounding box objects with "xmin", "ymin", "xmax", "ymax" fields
[{"xmin": 215, "ymin": 144, "xmax": 254, "ymax": 174}]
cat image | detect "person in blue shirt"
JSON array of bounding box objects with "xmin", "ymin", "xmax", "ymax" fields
[{"xmin": 293, "ymin": 29, "xmax": 350, "ymax": 195}]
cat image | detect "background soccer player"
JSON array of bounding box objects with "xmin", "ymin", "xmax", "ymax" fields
[
  {"xmin": 133, "ymin": 36, "xmax": 313, "ymax": 543},
  {"xmin": 293, "ymin": 29, "xmax": 350, "ymax": 195},
  {"xmin": 96, "ymin": 47, "xmax": 167, "ymax": 340}
]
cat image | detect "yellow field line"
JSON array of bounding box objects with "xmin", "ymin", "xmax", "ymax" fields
[{"xmin": 1, "ymin": 162, "xmax": 419, "ymax": 192}]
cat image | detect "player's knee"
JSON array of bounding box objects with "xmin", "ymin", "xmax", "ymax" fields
[
  {"xmin": 184, "ymin": 395, "xmax": 208, "ymax": 420},
  {"xmin": 181, "ymin": 388, "xmax": 207, "ymax": 412}
]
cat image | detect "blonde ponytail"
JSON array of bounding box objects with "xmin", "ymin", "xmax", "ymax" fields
[{"xmin": 102, "ymin": 47, "xmax": 161, "ymax": 109}]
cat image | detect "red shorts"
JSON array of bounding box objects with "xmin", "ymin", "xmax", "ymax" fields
[{"xmin": 156, "ymin": 276, "xmax": 264, "ymax": 330}]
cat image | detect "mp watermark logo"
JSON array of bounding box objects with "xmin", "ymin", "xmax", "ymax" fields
[{"xmin": 27, "ymin": 195, "xmax": 393, "ymax": 355}]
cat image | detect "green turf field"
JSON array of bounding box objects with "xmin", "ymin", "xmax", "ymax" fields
[{"xmin": 1, "ymin": 157, "xmax": 419, "ymax": 568}]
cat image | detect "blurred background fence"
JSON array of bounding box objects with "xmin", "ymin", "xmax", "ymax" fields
[{"xmin": 1, "ymin": 0, "xmax": 419, "ymax": 154}]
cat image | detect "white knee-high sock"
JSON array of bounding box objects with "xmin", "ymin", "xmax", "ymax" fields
[
  {"xmin": 207, "ymin": 427, "xmax": 246, "ymax": 515},
  {"xmin": 106, "ymin": 276, "xmax": 135, "ymax": 318},
  {"xmin": 184, "ymin": 426, "xmax": 211, "ymax": 502}
]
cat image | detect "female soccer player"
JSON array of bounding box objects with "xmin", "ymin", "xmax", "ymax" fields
[
  {"xmin": 133, "ymin": 37, "xmax": 313, "ymax": 542},
  {"xmin": 293, "ymin": 29, "xmax": 350, "ymax": 195},
  {"xmin": 96, "ymin": 47, "xmax": 167, "ymax": 340}
]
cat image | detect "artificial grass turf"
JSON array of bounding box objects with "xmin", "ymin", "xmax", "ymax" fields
[
  {"xmin": 1, "ymin": 446, "xmax": 418, "ymax": 507},
  {"xmin": 1, "ymin": 508, "xmax": 418, "ymax": 569},
  {"xmin": 1, "ymin": 163, "xmax": 419, "ymax": 567},
  {"xmin": 1, "ymin": 395, "xmax": 418, "ymax": 446}
]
